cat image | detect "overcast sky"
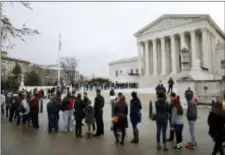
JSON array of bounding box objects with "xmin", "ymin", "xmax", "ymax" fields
[{"xmin": 4, "ymin": 1, "xmax": 225, "ymax": 77}]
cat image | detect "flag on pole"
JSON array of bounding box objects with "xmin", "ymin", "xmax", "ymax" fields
[{"xmin": 59, "ymin": 33, "xmax": 62, "ymax": 51}]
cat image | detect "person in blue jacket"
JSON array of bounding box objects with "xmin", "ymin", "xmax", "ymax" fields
[{"xmin": 130, "ymin": 91, "xmax": 142, "ymax": 144}]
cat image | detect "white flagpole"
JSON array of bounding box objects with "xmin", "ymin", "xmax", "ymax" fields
[{"xmin": 57, "ymin": 33, "xmax": 61, "ymax": 88}]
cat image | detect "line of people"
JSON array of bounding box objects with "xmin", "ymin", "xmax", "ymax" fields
[
  {"xmin": 1, "ymin": 87, "xmax": 225, "ymax": 154},
  {"xmin": 1, "ymin": 91, "xmax": 40, "ymax": 129}
]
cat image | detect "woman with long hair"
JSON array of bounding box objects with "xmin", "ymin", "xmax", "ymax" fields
[
  {"xmin": 113, "ymin": 95, "xmax": 128, "ymax": 145},
  {"xmin": 208, "ymin": 101, "xmax": 225, "ymax": 155},
  {"xmin": 171, "ymin": 95, "xmax": 184, "ymax": 151}
]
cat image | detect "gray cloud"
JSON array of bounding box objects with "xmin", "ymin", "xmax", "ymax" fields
[{"xmin": 4, "ymin": 2, "xmax": 224, "ymax": 77}]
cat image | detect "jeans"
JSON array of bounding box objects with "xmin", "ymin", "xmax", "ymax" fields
[
  {"xmin": 62, "ymin": 109, "xmax": 73, "ymax": 131},
  {"xmin": 188, "ymin": 121, "xmax": 196, "ymax": 145},
  {"xmin": 175, "ymin": 124, "xmax": 183, "ymax": 144},
  {"xmin": 156, "ymin": 121, "xmax": 168, "ymax": 144}
]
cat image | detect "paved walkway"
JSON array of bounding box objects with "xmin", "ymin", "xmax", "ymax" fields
[{"xmin": 1, "ymin": 99, "xmax": 215, "ymax": 155}]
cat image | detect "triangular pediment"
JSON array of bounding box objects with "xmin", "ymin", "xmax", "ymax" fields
[{"xmin": 134, "ymin": 14, "xmax": 208, "ymax": 36}]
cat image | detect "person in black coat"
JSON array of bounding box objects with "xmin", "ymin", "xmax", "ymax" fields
[
  {"xmin": 74, "ymin": 93, "xmax": 85, "ymax": 137},
  {"xmin": 93, "ymin": 89, "xmax": 105, "ymax": 137},
  {"xmin": 113, "ymin": 95, "xmax": 128, "ymax": 145},
  {"xmin": 47, "ymin": 94, "xmax": 60, "ymax": 133},
  {"xmin": 167, "ymin": 77, "xmax": 174, "ymax": 94},
  {"xmin": 208, "ymin": 101, "xmax": 225, "ymax": 155},
  {"xmin": 155, "ymin": 81, "xmax": 166, "ymax": 98}
]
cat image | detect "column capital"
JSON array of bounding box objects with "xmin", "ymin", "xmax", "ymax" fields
[{"xmin": 201, "ymin": 28, "xmax": 208, "ymax": 33}]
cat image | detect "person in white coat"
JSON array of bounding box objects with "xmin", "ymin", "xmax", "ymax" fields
[{"xmin": 19, "ymin": 93, "xmax": 30, "ymax": 125}]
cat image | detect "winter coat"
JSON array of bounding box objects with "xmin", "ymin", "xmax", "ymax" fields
[
  {"xmin": 185, "ymin": 89, "xmax": 194, "ymax": 100},
  {"xmin": 155, "ymin": 85, "xmax": 166, "ymax": 97},
  {"xmin": 155, "ymin": 97, "xmax": 170, "ymax": 123},
  {"xmin": 168, "ymin": 79, "xmax": 174, "ymax": 87},
  {"xmin": 130, "ymin": 97, "xmax": 142, "ymax": 124},
  {"xmin": 74, "ymin": 98, "xmax": 85, "ymax": 120},
  {"xmin": 61, "ymin": 96, "xmax": 73, "ymax": 110},
  {"xmin": 47, "ymin": 99, "xmax": 60, "ymax": 117},
  {"xmin": 30, "ymin": 98, "xmax": 39, "ymax": 114},
  {"xmin": 83, "ymin": 96, "xmax": 91, "ymax": 108},
  {"xmin": 94, "ymin": 94, "xmax": 105, "ymax": 118},
  {"xmin": 114, "ymin": 100, "xmax": 128, "ymax": 128},
  {"xmin": 187, "ymin": 100, "xmax": 197, "ymax": 121},
  {"xmin": 85, "ymin": 105, "xmax": 95, "ymax": 124},
  {"xmin": 208, "ymin": 111, "xmax": 225, "ymax": 141}
]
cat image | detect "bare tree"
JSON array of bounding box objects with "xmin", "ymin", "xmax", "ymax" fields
[
  {"xmin": 1, "ymin": 2, "xmax": 39, "ymax": 50},
  {"xmin": 60, "ymin": 57, "xmax": 78, "ymax": 85}
]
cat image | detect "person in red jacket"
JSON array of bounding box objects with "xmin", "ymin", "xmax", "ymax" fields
[
  {"xmin": 30, "ymin": 94, "xmax": 39, "ymax": 129},
  {"xmin": 61, "ymin": 92, "xmax": 74, "ymax": 132}
]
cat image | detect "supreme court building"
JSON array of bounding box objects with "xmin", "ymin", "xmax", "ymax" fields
[{"xmin": 109, "ymin": 14, "xmax": 225, "ymax": 91}]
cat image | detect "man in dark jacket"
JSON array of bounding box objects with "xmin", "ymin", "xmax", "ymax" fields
[
  {"xmin": 167, "ymin": 77, "xmax": 174, "ymax": 94},
  {"xmin": 155, "ymin": 91, "xmax": 170, "ymax": 151},
  {"xmin": 5, "ymin": 93, "xmax": 12, "ymax": 118},
  {"xmin": 185, "ymin": 97, "xmax": 198, "ymax": 149},
  {"xmin": 93, "ymin": 89, "xmax": 105, "ymax": 137},
  {"xmin": 185, "ymin": 87, "xmax": 194, "ymax": 101},
  {"xmin": 130, "ymin": 92, "xmax": 142, "ymax": 144},
  {"xmin": 74, "ymin": 93, "xmax": 85, "ymax": 137},
  {"xmin": 155, "ymin": 81, "xmax": 166, "ymax": 98},
  {"xmin": 9, "ymin": 94, "xmax": 19, "ymax": 123},
  {"xmin": 47, "ymin": 94, "xmax": 60, "ymax": 133}
]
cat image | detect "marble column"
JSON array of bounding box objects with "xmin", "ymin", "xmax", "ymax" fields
[
  {"xmin": 190, "ymin": 30, "xmax": 197, "ymax": 68},
  {"xmin": 201, "ymin": 28, "xmax": 209, "ymax": 69},
  {"xmin": 180, "ymin": 32, "xmax": 185, "ymax": 48},
  {"xmin": 152, "ymin": 39, "xmax": 157, "ymax": 75},
  {"xmin": 161, "ymin": 37, "xmax": 166, "ymax": 75},
  {"xmin": 137, "ymin": 42, "xmax": 142, "ymax": 75},
  {"xmin": 144, "ymin": 41, "xmax": 150, "ymax": 75},
  {"xmin": 170, "ymin": 35, "xmax": 177, "ymax": 74}
]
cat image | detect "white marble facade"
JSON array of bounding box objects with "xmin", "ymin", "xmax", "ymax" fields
[
  {"xmin": 109, "ymin": 14, "xmax": 225, "ymax": 87},
  {"xmin": 135, "ymin": 14, "xmax": 225, "ymax": 78}
]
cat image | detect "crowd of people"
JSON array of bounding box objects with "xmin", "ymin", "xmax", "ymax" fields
[
  {"xmin": 83, "ymin": 82, "xmax": 139, "ymax": 91},
  {"xmin": 1, "ymin": 84, "xmax": 225, "ymax": 154}
]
